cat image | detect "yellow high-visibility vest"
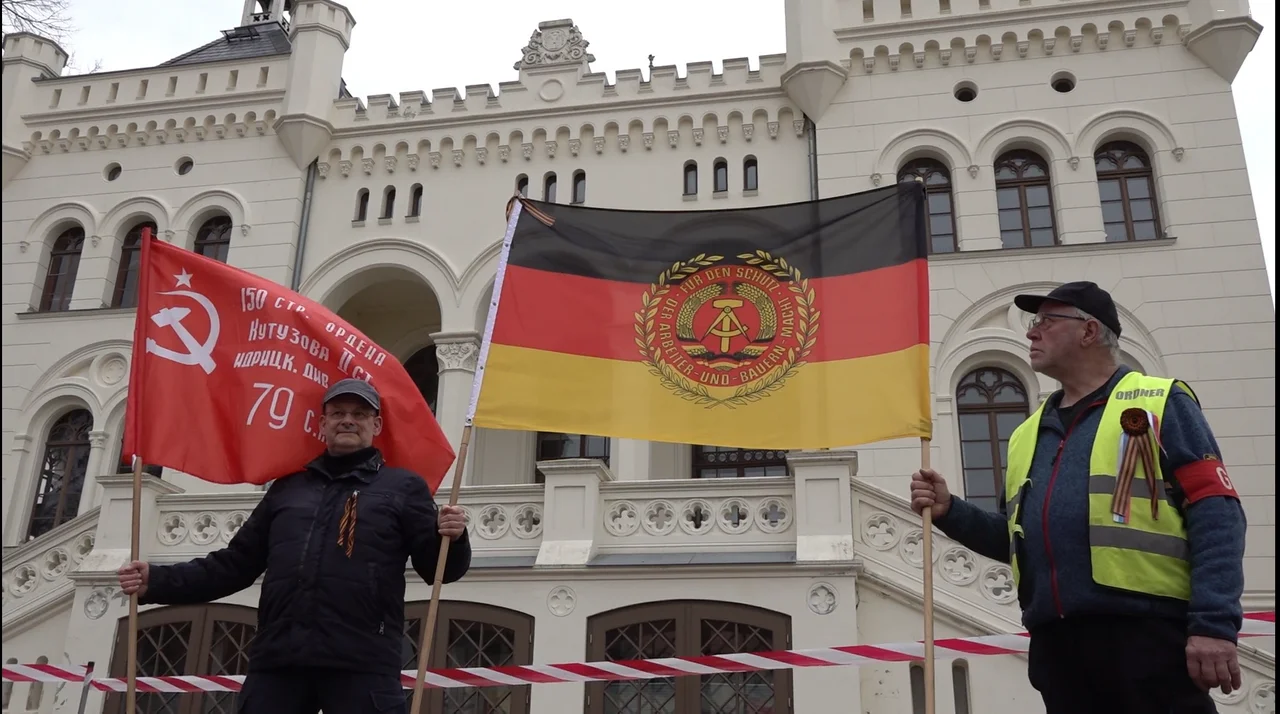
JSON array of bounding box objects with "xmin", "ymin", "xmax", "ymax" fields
[{"xmin": 1003, "ymin": 371, "xmax": 1194, "ymax": 601}]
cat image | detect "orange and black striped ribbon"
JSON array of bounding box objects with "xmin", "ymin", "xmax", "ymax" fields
[{"xmin": 337, "ymin": 491, "xmax": 358, "ymax": 557}]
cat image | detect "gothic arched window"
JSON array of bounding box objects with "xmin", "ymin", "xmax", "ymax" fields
[
  {"xmin": 899, "ymin": 159, "xmax": 957, "ymax": 254},
  {"xmin": 995, "ymin": 151, "xmax": 1056, "ymax": 249},
  {"xmin": 27, "ymin": 409, "xmax": 93, "ymax": 540},
  {"xmin": 40, "ymin": 226, "xmax": 85, "ymax": 311},
  {"xmin": 193, "ymin": 216, "xmax": 232, "ymax": 263},
  {"xmin": 112, "ymin": 221, "xmax": 157, "ymax": 308},
  {"xmin": 956, "ymin": 368, "xmax": 1030, "ymax": 512},
  {"xmin": 1095, "ymin": 141, "xmax": 1161, "ymax": 242}
]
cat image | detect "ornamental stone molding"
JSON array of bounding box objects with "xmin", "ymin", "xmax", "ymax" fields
[
  {"xmin": 83, "ymin": 585, "xmax": 129, "ymax": 620},
  {"xmin": 547, "ymin": 586, "xmax": 576, "ymax": 617},
  {"xmin": 514, "ymin": 19, "xmax": 595, "ymax": 71},
  {"xmin": 432, "ymin": 332, "xmax": 481, "ymax": 373},
  {"xmin": 459, "ymin": 502, "xmax": 543, "ymax": 540},
  {"xmin": 156, "ymin": 511, "xmax": 249, "ymax": 546},
  {"xmin": 603, "ymin": 495, "xmax": 792, "ymax": 538},
  {"xmin": 858, "ymin": 508, "xmax": 1019, "ymax": 607},
  {"xmin": 807, "ymin": 582, "xmax": 838, "ymax": 615}
]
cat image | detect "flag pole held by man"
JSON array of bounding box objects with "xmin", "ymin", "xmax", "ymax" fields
[{"xmin": 117, "ymin": 229, "xmax": 470, "ymax": 714}]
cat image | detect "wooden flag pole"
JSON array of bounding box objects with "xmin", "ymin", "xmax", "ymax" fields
[
  {"xmin": 408, "ymin": 198, "xmax": 527, "ymax": 711},
  {"xmin": 920, "ymin": 437, "xmax": 936, "ymax": 714},
  {"xmin": 905, "ymin": 175, "xmax": 937, "ymax": 714},
  {"xmin": 125, "ymin": 456, "xmax": 143, "ymax": 714},
  {"xmin": 407, "ymin": 426, "xmax": 472, "ymax": 713},
  {"xmin": 123, "ymin": 226, "xmax": 159, "ymax": 714}
]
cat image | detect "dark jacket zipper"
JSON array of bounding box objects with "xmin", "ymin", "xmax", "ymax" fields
[
  {"xmin": 296, "ymin": 480, "xmax": 336, "ymax": 582},
  {"xmin": 1042, "ymin": 398, "xmax": 1106, "ymax": 619}
]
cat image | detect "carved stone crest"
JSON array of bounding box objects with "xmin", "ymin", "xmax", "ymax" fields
[{"xmin": 514, "ymin": 19, "xmax": 595, "ymax": 70}]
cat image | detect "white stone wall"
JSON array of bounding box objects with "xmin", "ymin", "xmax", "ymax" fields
[{"xmin": 0, "ymin": 1, "xmax": 1273, "ymax": 712}]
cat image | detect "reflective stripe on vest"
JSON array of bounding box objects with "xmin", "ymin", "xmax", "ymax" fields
[{"xmin": 1003, "ymin": 371, "xmax": 1194, "ymax": 602}]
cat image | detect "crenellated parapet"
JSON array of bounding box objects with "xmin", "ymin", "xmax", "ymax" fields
[
  {"xmin": 843, "ymin": 11, "xmax": 1192, "ymax": 73},
  {"xmin": 332, "ymin": 18, "xmax": 790, "ymax": 130}
]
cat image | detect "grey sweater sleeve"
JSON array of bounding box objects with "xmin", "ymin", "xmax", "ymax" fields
[
  {"xmin": 1161, "ymin": 387, "xmax": 1247, "ymax": 643},
  {"xmin": 933, "ymin": 495, "xmax": 1011, "ymax": 563}
]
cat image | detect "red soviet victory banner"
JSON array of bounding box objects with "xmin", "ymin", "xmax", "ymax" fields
[{"xmin": 123, "ymin": 229, "xmax": 456, "ymax": 492}]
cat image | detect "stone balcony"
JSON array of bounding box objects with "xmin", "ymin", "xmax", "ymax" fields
[{"xmin": 4, "ymin": 449, "xmax": 1035, "ymax": 638}]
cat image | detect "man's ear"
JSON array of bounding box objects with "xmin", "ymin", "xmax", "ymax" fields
[
  {"xmin": 1079, "ymin": 319, "xmax": 1100, "ymax": 348},
  {"xmin": 371, "ymin": 415, "xmax": 383, "ymax": 437}
]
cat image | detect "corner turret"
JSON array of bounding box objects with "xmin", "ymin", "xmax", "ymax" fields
[
  {"xmin": 1, "ymin": 32, "xmax": 70, "ymax": 187},
  {"xmin": 274, "ymin": 0, "xmax": 355, "ymax": 169},
  {"xmin": 781, "ymin": 0, "xmax": 848, "ymax": 124},
  {"xmin": 242, "ymin": 0, "xmax": 291, "ymax": 29},
  {"xmin": 1183, "ymin": 0, "xmax": 1263, "ymax": 83}
]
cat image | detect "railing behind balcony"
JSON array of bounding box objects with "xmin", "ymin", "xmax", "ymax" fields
[
  {"xmin": 1, "ymin": 509, "xmax": 98, "ymax": 618},
  {"xmin": 457, "ymin": 484, "xmax": 545, "ymax": 557},
  {"xmin": 597, "ymin": 478, "xmax": 795, "ymax": 553},
  {"xmin": 148, "ymin": 484, "xmax": 547, "ymax": 561}
]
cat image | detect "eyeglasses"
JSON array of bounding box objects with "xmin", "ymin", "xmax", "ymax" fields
[
  {"xmin": 323, "ymin": 410, "xmax": 376, "ymax": 421},
  {"xmin": 1027, "ymin": 313, "xmax": 1088, "ymax": 331}
]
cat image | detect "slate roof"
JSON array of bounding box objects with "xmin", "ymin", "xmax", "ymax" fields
[{"xmin": 159, "ymin": 22, "xmax": 292, "ymax": 67}]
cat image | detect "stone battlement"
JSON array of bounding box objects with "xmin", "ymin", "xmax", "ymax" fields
[{"xmin": 334, "ymin": 53, "xmax": 789, "ymax": 130}]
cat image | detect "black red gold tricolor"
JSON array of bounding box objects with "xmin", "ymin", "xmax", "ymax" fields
[{"xmin": 473, "ymin": 184, "xmax": 933, "ymax": 450}]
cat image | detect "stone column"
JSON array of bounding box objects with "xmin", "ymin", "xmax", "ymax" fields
[
  {"xmin": 430, "ymin": 330, "xmax": 480, "ymax": 489},
  {"xmin": 787, "ymin": 450, "xmax": 858, "ymax": 563},
  {"xmin": 535, "ymin": 458, "xmax": 613, "ymax": 567},
  {"xmin": 611, "ymin": 439, "xmax": 650, "ymax": 480},
  {"xmin": 56, "ymin": 472, "xmax": 184, "ymax": 714},
  {"xmin": 79, "ymin": 430, "xmax": 110, "ymax": 514},
  {"xmin": 2, "ymin": 433, "xmax": 34, "ymax": 544}
]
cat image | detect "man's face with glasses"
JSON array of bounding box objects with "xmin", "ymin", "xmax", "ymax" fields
[
  {"xmin": 1026, "ymin": 301, "xmax": 1091, "ymax": 374},
  {"xmin": 319, "ymin": 396, "xmax": 383, "ymax": 455}
]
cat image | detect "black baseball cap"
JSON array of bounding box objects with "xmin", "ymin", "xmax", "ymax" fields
[
  {"xmin": 323, "ymin": 378, "xmax": 381, "ymax": 412},
  {"xmin": 1014, "ymin": 281, "xmax": 1122, "ymax": 337}
]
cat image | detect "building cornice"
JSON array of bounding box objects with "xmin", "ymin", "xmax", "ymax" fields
[
  {"xmin": 929, "ymin": 237, "xmax": 1179, "ymax": 265},
  {"xmin": 330, "ymin": 86, "xmax": 790, "ymax": 139}
]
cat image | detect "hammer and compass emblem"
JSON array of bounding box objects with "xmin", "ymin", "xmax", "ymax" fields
[
  {"xmin": 635, "ymin": 250, "xmax": 820, "ymax": 409},
  {"xmin": 145, "ymin": 269, "xmax": 222, "ymax": 375}
]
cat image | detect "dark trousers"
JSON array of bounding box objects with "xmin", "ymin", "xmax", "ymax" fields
[
  {"xmin": 235, "ymin": 667, "xmax": 406, "ymax": 714},
  {"xmin": 1028, "ymin": 615, "xmax": 1219, "ymax": 714}
]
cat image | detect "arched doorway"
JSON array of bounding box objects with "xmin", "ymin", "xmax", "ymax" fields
[
  {"xmin": 403, "ymin": 345, "xmax": 439, "ymax": 414},
  {"xmin": 327, "ymin": 266, "xmax": 444, "ymax": 412}
]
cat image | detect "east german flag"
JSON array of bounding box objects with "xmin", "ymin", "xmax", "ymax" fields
[{"xmin": 473, "ymin": 183, "xmax": 932, "ymax": 450}]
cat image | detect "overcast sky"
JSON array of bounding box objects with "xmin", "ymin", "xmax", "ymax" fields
[{"xmin": 58, "ymin": 0, "xmax": 1275, "ymax": 302}]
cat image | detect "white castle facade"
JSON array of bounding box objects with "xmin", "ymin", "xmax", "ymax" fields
[{"xmin": 1, "ymin": 0, "xmax": 1274, "ymax": 712}]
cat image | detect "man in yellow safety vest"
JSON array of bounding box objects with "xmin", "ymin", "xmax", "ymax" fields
[{"xmin": 910, "ymin": 281, "xmax": 1247, "ymax": 714}]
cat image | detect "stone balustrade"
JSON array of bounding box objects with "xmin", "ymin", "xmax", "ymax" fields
[
  {"xmin": 850, "ymin": 478, "xmax": 1023, "ymax": 630},
  {"xmin": 1, "ymin": 509, "xmax": 99, "ymax": 623},
  {"xmin": 49, "ymin": 451, "xmax": 866, "ymax": 575}
]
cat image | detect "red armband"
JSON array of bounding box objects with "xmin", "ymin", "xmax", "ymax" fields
[{"xmin": 1174, "ymin": 459, "xmax": 1240, "ymax": 504}]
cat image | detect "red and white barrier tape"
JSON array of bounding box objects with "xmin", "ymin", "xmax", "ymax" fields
[{"xmin": 4, "ymin": 612, "xmax": 1273, "ymax": 692}]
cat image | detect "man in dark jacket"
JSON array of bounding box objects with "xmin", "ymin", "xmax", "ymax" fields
[
  {"xmin": 910, "ymin": 282, "xmax": 1247, "ymax": 714},
  {"xmin": 117, "ymin": 378, "xmax": 470, "ymax": 714}
]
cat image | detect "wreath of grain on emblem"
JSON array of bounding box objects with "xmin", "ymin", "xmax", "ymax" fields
[{"xmin": 633, "ymin": 250, "xmax": 819, "ymax": 409}]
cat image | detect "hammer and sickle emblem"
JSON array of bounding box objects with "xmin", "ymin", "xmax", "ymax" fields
[
  {"xmin": 145, "ymin": 289, "xmax": 222, "ymax": 374},
  {"xmin": 702, "ymin": 297, "xmax": 752, "ymax": 354}
]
